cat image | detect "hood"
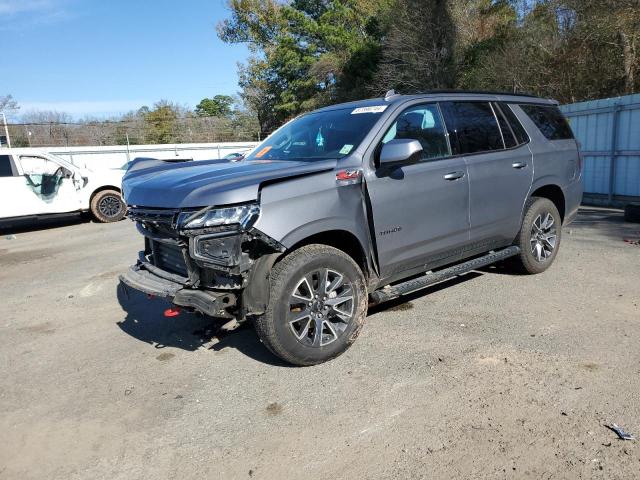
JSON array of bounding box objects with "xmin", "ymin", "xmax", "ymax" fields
[{"xmin": 122, "ymin": 158, "xmax": 337, "ymax": 208}]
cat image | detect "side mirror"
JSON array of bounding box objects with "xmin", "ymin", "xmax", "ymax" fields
[
  {"xmin": 61, "ymin": 167, "xmax": 74, "ymax": 179},
  {"xmin": 379, "ymin": 139, "xmax": 423, "ymax": 166}
]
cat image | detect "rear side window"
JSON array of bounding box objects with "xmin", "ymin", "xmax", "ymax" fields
[
  {"xmin": 440, "ymin": 102, "xmax": 504, "ymax": 155},
  {"xmin": 0, "ymin": 155, "xmax": 14, "ymax": 177},
  {"xmin": 520, "ymin": 105, "xmax": 574, "ymax": 140}
]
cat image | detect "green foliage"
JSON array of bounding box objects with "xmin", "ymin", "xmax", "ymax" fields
[
  {"xmin": 143, "ymin": 100, "xmax": 181, "ymax": 144},
  {"xmin": 195, "ymin": 95, "xmax": 235, "ymax": 117},
  {"xmin": 220, "ymin": 0, "xmax": 640, "ymax": 127},
  {"xmin": 219, "ymin": 0, "xmax": 394, "ymax": 133}
]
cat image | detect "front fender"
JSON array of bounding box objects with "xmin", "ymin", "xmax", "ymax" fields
[{"xmin": 253, "ymin": 169, "xmax": 373, "ymax": 267}]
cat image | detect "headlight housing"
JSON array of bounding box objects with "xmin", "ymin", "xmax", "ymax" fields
[{"xmin": 178, "ymin": 203, "xmax": 260, "ymax": 231}]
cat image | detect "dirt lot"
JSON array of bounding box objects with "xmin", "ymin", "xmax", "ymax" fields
[{"xmin": 1, "ymin": 208, "xmax": 639, "ymax": 479}]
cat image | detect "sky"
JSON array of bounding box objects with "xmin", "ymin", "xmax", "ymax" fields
[{"xmin": 1, "ymin": 0, "xmax": 250, "ymax": 118}]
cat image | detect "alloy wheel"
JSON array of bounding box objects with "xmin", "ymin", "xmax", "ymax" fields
[
  {"xmin": 288, "ymin": 268, "xmax": 354, "ymax": 347},
  {"xmin": 98, "ymin": 194, "xmax": 123, "ymax": 219},
  {"xmin": 530, "ymin": 212, "xmax": 557, "ymax": 262}
]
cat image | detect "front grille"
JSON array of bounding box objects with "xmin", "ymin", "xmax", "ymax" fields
[
  {"xmin": 152, "ymin": 241, "xmax": 188, "ymax": 277},
  {"xmin": 128, "ymin": 207, "xmax": 179, "ymax": 224}
]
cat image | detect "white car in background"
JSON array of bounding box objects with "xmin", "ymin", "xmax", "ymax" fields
[{"xmin": 0, "ymin": 148, "xmax": 126, "ymax": 224}]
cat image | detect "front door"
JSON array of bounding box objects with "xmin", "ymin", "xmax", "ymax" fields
[
  {"xmin": 16, "ymin": 154, "xmax": 82, "ymax": 215},
  {"xmin": 365, "ymin": 103, "xmax": 470, "ymax": 279}
]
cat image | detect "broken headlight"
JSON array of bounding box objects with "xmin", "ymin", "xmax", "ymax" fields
[{"xmin": 178, "ymin": 203, "xmax": 260, "ymax": 231}]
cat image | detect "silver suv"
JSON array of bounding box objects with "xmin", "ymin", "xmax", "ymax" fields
[{"xmin": 120, "ymin": 91, "xmax": 583, "ymax": 365}]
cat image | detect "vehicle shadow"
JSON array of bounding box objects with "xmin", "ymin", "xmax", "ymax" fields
[
  {"xmin": 0, "ymin": 213, "xmax": 87, "ymax": 235},
  {"xmin": 115, "ymin": 284, "xmax": 293, "ymax": 367},
  {"xmin": 368, "ymin": 272, "xmax": 483, "ymax": 315}
]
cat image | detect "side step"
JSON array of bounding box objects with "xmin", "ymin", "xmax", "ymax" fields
[{"xmin": 369, "ymin": 246, "xmax": 520, "ymax": 305}]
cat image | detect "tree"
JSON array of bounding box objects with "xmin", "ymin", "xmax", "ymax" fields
[
  {"xmin": 0, "ymin": 94, "xmax": 19, "ymax": 116},
  {"xmin": 374, "ymin": 0, "xmax": 456, "ymax": 94},
  {"xmin": 143, "ymin": 100, "xmax": 184, "ymax": 144},
  {"xmin": 195, "ymin": 95, "xmax": 234, "ymax": 117},
  {"xmin": 218, "ymin": 0, "xmax": 393, "ymax": 134}
]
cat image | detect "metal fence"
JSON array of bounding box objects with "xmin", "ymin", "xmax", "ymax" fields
[
  {"xmin": 561, "ymin": 93, "xmax": 640, "ymax": 206},
  {"xmin": 1, "ymin": 116, "xmax": 262, "ymax": 149}
]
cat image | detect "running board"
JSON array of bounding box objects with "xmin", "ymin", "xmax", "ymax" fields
[{"xmin": 369, "ymin": 246, "xmax": 520, "ymax": 305}]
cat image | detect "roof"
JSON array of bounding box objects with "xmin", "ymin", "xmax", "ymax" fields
[{"xmin": 313, "ymin": 90, "xmax": 557, "ymax": 114}]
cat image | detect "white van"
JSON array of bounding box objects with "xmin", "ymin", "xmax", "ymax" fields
[{"xmin": 0, "ymin": 148, "xmax": 126, "ymax": 224}]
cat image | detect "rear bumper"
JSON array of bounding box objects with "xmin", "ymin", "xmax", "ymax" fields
[{"xmin": 119, "ymin": 259, "xmax": 236, "ymax": 318}]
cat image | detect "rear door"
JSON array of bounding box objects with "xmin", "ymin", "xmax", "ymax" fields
[
  {"xmin": 440, "ymin": 101, "xmax": 533, "ymax": 246},
  {"xmin": 365, "ymin": 103, "xmax": 470, "ymax": 279}
]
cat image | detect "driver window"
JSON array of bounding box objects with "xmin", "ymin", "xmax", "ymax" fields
[{"xmin": 382, "ymin": 104, "xmax": 450, "ymax": 160}]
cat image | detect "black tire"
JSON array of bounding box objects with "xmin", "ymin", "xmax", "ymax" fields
[
  {"xmin": 254, "ymin": 244, "xmax": 368, "ymax": 366},
  {"xmin": 624, "ymin": 204, "xmax": 640, "ymax": 224},
  {"xmin": 511, "ymin": 197, "xmax": 562, "ymax": 274},
  {"xmin": 90, "ymin": 189, "xmax": 126, "ymax": 223}
]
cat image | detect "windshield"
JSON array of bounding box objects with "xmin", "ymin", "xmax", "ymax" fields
[{"xmin": 245, "ymin": 106, "xmax": 387, "ymax": 161}]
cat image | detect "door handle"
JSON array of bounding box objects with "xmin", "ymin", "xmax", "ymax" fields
[
  {"xmin": 512, "ymin": 162, "xmax": 527, "ymax": 169},
  {"xmin": 443, "ymin": 171, "xmax": 465, "ymax": 181}
]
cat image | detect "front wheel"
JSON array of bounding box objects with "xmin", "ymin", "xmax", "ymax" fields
[
  {"xmin": 255, "ymin": 244, "xmax": 368, "ymax": 366},
  {"xmin": 511, "ymin": 197, "xmax": 562, "ymax": 274},
  {"xmin": 90, "ymin": 189, "xmax": 126, "ymax": 223}
]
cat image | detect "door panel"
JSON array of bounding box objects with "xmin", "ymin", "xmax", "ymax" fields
[
  {"xmin": 367, "ymin": 157, "xmax": 470, "ymax": 278},
  {"xmin": 439, "ymin": 100, "xmax": 533, "ymax": 245},
  {"xmin": 366, "ymin": 102, "xmax": 470, "ymax": 278},
  {"xmin": 17, "ymin": 155, "xmax": 82, "ymax": 214},
  {"xmin": 465, "ymin": 146, "xmax": 533, "ymax": 243},
  {"xmin": 0, "ymin": 177, "xmax": 41, "ymax": 218},
  {"xmin": 0, "ymin": 154, "xmax": 44, "ymax": 219}
]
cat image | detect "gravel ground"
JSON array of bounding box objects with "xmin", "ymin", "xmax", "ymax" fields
[{"xmin": 1, "ymin": 207, "xmax": 639, "ymax": 480}]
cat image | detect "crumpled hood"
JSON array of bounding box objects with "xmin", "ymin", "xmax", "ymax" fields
[{"xmin": 122, "ymin": 158, "xmax": 336, "ymax": 208}]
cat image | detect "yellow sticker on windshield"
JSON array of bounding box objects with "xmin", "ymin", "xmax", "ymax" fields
[
  {"xmin": 339, "ymin": 144, "xmax": 354, "ymax": 155},
  {"xmin": 255, "ymin": 146, "xmax": 272, "ymax": 158}
]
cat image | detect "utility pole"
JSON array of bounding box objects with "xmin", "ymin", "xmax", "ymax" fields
[
  {"xmin": 1, "ymin": 112, "xmax": 11, "ymax": 148},
  {"xmin": 24, "ymin": 125, "xmax": 32, "ymax": 147}
]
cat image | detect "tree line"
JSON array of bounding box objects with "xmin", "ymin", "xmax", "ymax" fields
[
  {"xmin": 219, "ymin": 0, "xmax": 639, "ymax": 135},
  {"xmin": 3, "ymin": 1, "xmax": 637, "ymax": 146},
  {"xmin": 0, "ymin": 95, "xmax": 260, "ymax": 148}
]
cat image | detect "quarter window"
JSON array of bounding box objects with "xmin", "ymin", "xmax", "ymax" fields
[
  {"xmin": 382, "ymin": 104, "xmax": 450, "ymax": 160},
  {"xmin": 0, "ymin": 155, "xmax": 14, "ymax": 177},
  {"xmin": 440, "ymin": 102, "xmax": 504, "ymax": 155},
  {"xmin": 498, "ymin": 103, "xmax": 529, "ymax": 145},
  {"xmin": 520, "ymin": 105, "xmax": 574, "ymax": 140},
  {"xmin": 493, "ymin": 103, "xmax": 518, "ymax": 148}
]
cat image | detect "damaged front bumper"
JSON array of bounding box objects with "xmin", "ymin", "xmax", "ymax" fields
[
  {"xmin": 119, "ymin": 206, "xmax": 284, "ymax": 319},
  {"xmin": 119, "ymin": 256, "xmax": 237, "ymax": 318}
]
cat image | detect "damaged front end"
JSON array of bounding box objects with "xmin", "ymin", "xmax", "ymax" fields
[{"xmin": 119, "ymin": 203, "xmax": 284, "ymax": 320}]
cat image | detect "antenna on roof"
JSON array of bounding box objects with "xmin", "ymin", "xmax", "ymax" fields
[{"xmin": 384, "ymin": 89, "xmax": 399, "ymax": 101}]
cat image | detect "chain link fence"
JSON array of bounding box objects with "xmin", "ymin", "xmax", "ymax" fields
[{"xmin": 4, "ymin": 115, "xmax": 266, "ymax": 148}]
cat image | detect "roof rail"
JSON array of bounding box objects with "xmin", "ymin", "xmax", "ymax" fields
[{"xmin": 415, "ymin": 89, "xmax": 543, "ymax": 99}]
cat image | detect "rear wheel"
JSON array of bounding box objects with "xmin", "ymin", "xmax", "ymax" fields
[
  {"xmin": 90, "ymin": 189, "xmax": 126, "ymax": 223},
  {"xmin": 255, "ymin": 244, "xmax": 368, "ymax": 366},
  {"xmin": 511, "ymin": 197, "xmax": 562, "ymax": 274}
]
